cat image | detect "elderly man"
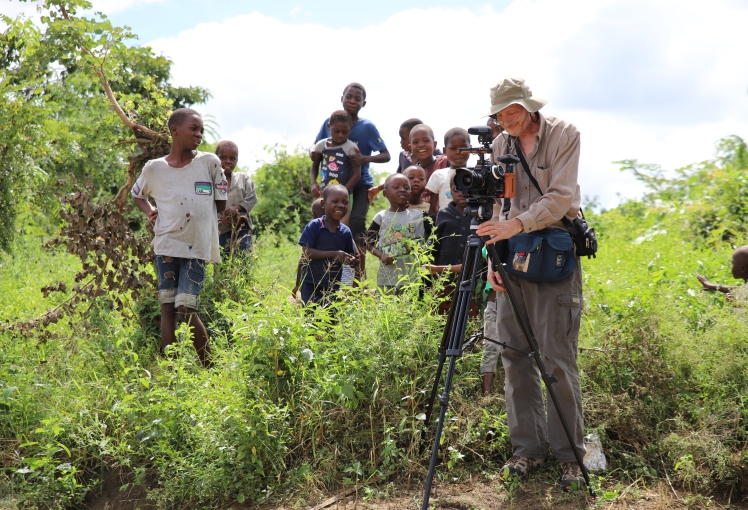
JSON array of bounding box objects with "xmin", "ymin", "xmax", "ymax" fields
[{"xmin": 475, "ymin": 78, "xmax": 586, "ymax": 490}]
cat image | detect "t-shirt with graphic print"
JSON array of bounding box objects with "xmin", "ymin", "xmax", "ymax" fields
[
  {"xmin": 312, "ymin": 138, "xmax": 360, "ymax": 189},
  {"xmin": 368, "ymin": 208, "xmax": 425, "ymax": 287},
  {"xmin": 425, "ymin": 167, "xmax": 456, "ymax": 210},
  {"xmin": 132, "ymin": 151, "xmax": 227, "ymax": 263},
  {"xmin": 315, "ymin": 118, "xmax": 387, "ymax": 187}
]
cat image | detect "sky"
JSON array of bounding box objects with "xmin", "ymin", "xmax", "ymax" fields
[{"xmin": 3, "ymin": 0, "xmax": 748, "ymax": 208}]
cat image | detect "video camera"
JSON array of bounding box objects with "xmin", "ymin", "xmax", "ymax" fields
[{"xmin": 454, "ymin": 126, "xmax": 518, "ymax": 221}]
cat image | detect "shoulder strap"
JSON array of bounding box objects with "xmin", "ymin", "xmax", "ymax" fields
[{"xmin": 511, "ymin": 136, "xmax": 577, "ymax": 230}]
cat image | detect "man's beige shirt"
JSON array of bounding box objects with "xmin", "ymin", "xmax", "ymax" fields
[{"xmin": 492, "ymin": 113, "xmax": 581, "ymax": 232}]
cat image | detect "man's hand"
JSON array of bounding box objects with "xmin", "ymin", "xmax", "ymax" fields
[
  {"xmin": 696, "ymin": 274, "xmax": 718, "ymax": 292},
  {"xmin": 476, "ymin": 217, "xmax": 523, "ymax": 244},
  {"xmin": 487, "ymin": 261, "xmax": 507, "ymax": 292}
]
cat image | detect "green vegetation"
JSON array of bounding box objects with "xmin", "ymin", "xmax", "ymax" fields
[
  {"xmin": 4, "ymin": 1, "xmax": 748, "ymax": 509},
  {"xmin": 1, "ymin": 136, "xmax": 748, "ymax": 508}
]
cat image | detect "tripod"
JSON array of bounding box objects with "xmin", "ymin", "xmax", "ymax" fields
[{"xmin": 420, "ymin": 214, "xmax": 596, "ymax": 509}]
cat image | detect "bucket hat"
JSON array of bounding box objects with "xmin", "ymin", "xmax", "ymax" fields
[{"xmin": 484, "ymin": 78, "xmax": 547, "ymax": 117}]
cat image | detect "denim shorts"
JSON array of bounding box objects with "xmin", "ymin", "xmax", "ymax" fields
[{"xmin": 155, "ymin": 256, "xmax": 206, "ymax": 310}]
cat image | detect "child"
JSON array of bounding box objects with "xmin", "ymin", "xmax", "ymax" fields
[
  {"xmin": 403, "ymin": 165, "xmax": 430, "ymax": 214},
  {"xmin": 409, "ymin": 124, "xmax": 448, "ymax": 203},
  {"xmin": 426, "ymin": 128, "xmax": 471, "ymax": 215},
  {"xmin": 368, "ymin": 119, "xmax": 445, "ymax": 202},
  {"xmin": 314, "ymin": 83, "xmax": 390, "ymax": 280},
  {"xmin": 425, "ymin": 177, "xmax": 469, "ymax": 275},
  {"xmin": 132, "ymin": 108, "xmax": 227, "ymax": 367},
  {"xmin": 310, "ymin": 110, "xmax": 362, "ymax": 226},
  {"xmin": 298, "ymin": 185, "xmax": 359, "ymax": 305},
  {"xmin": 215, "ymin": 140, "xmax": 257, "ymax": 254},
  {"xmin": 697, "ymin": 245, "xmax": 748, "ymax": 304},
  {"xmin": 292, "ymin": 198, "xmax": 324, "ymax": 298},
  {"xmin": 367, "ymin": 174, "xmax": 426, "ymax": 293},
  {"xmin": 423, "ymin": 176, "xmax": 483, "ymax": 316}
]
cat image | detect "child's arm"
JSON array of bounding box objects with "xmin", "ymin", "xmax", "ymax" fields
[
  {"xmin": 424, "ymin": 263, "xmax": 463, "ymax": 274},
  {"xmin": 302, "ymin": 246, "xmax": 357, "ymax": 265},
  {"xmin": 292, "ymin": 257, "xmax": 303, "ymax": 295},
  {"xmin": 365, "ymin": 219, "xmax": 395, "ymax": 265},
  {"xmin": 368, "ymin": 183, "xmax": 384, "ymax": 202},
  {"xmin": 347, "ymin": 163, "xmax": 361, "ymax": 192},
  {"xmin": 133, "ymin": 197, "xmax": 158, "ymax": 224},
  {"xmin": 697, "ymin": 274, "xmax": 734, "ymax": 294},
  {"xmin": 428, "ymin": 192, "xmax": 440, "ymax": 215},
  {"xmin": 310, "ymin": 152, "xmax": 322, "ymax": 198}
]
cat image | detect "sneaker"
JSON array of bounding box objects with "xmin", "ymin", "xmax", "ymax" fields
[
  {"xmin": 499, "ymin": 455, "xmax": 545, "ymax": 481},
  {"xmin": 560, "ymin": 462, "xmax": 586, "ymax": 491}
]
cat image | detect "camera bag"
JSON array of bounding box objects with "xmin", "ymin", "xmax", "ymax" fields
[
  {"xmin": 503, "ymin": 228, "xmax": 576, "ymax": 282},
  {"xmin": 512, "ymin": 140, "xmax": 598, "ymax": 259}
]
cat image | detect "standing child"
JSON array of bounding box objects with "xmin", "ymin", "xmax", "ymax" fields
[
  {"xmin": 367, "ymin": 174, "xmax": 426, "ymax": 293},
  {"xmin": 426, "ymin": 128, "xmax": 471, "ymax": 215},
  {"xmin": 424, "ymin": 176, "xmax": 483, "ymax": 316},
  {"xmin": 409, "ymin": 124, "xmax": 448, "ymax": 203},
  {"xmin": 292, "ymin": 199, "xmax": 324, "ymax": 298},
  {"xmin": 314, "ymin": 83, "xmax": 390, "ymax": 279},
  {"xmin": 298, "ymin": 185, "xmax": 359, "ymax": 306},
  {"xmin": 310, "ymin": 110, "xmax": 362, "ymax": 225},
  {"xmin": 215, "ymin": 140, "xmax": 257, "ymax": 254},
  {"xmin": 403, "ymin": 165, "xmax": 430, "ymax": 214},
  {"xmin": 132, "ymin": 108, "xmax": 227, "ymax": 367}
]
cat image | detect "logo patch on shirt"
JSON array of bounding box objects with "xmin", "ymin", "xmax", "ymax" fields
[
  {"xmin": 195, "ymin": 182, "xmax": 213, "ymax": 195},
  {"xmin": 215, "ymin": 180, "xmax": 229, "ymax": 194},
  {"xmin": 132, "ymin": 183, "xmax": 141, "ymax": 196}
]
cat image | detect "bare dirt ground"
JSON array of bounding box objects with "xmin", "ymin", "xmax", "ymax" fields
[{"xmin": 81, "ymin": 467, "xmax": 747, "ymax": 510}]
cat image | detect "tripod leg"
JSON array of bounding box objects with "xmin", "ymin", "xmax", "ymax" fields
[
  {"xmin": 419, "ymin": 289, "xmax": 458, "ymax": 454},
  {"xmin": 422, "ymin": 236, "xmax": 484, "ymax": 509}
]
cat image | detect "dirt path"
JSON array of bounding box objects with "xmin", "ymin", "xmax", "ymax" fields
[{"xmin": 82, "ymin": 468, "xmax": 746, "ymax": 510}]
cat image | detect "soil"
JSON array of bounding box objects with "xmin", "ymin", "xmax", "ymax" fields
[{"xmin": 82, "ymin": 467, "xmax": 748, "ymax": 510}]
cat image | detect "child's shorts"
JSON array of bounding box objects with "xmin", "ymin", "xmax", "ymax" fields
[{"xmin": 155, "ymin": 255, "xmax": 206, "ymax": 310}]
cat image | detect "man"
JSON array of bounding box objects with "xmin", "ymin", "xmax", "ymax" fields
[{"xmin": 475, "ymin": 78, "xmax": 586, "ymax": 491}]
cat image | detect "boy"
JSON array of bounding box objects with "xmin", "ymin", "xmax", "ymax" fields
[
  {"xmin": 396, "ymin": 118, "xmax": 444, "ymax": 173},
  {"xmin": 292, "ymin": 198, "xmax": 324, "ymax": 298},
  {"xmin": 403, "ymin": 165, "xmax": 430, "ymax": 214},
  {"xmin": 426, "ymin": 128, "xmax": 471, "ymax": 215},
  {"xmin": 132, "ymin": 108, "xmax": 226, "ymax": 367},
  {"xmin": 409, "ymin": 124, "xmax": 448, "ymax": 203},
  {"xmin": 697, "ymin": 245, "xmax": 748, "ymax": 304},
  {"xmin": 367, "ymin": 174, "xmax": 426, "ymax": 293},
  {"xmin": 423, "ymin": 176, "xmax": 483, "ymax": 314},
  {"xmin": 368, "ymin": 119, "xmax": 443, "ymax": 202},
  {"xmin": 310, "ymin": 110, "xmax": 362, "ymax": 225},
  {"xmin": 215, "ymin": 140, "xmax": 257, "ymax": 254},
  {"xmin": 314, "ymin": 83, "xmax": 390, "ymax": 280},
  {"xmin": 298, "ymin": 185, "xmax": 359, "ymax": 305}
]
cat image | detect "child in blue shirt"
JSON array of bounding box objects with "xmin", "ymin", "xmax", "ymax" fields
[
  {"xmin": 314, "ymin": 83, "xmax": 390, "ymax": 278},
  {"xmin": 298, "ymin": 185, "xmax": 359, "ymax": 305}
]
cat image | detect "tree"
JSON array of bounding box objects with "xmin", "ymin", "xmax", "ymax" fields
[{"xmin": 0, "ymin": 0, "xmax": 210, "ymax": 251}]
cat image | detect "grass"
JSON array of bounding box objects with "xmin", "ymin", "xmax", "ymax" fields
[{"xmin": 3, "ymin": 168, "xmax": 748, "ymax": 507}]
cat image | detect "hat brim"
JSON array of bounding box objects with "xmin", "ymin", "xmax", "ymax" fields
[{"xmin": 483, "ymin": 97, "xmax": 548, "ymax": 117}]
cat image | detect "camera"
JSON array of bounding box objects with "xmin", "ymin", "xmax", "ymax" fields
[{"xmin": 454, "ymin": 126, "xmax": 518, "ymax": 221}]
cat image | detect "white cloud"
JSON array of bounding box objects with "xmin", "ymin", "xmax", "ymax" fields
[
  {"xmin": 89, "ymin": 0, "xmax": 165, "ymax": 14},
  {"xmin": 142, "ymin": 0, "xmax": 748, "ymax": 208}
]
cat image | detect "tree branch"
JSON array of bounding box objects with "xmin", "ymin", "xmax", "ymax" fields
[{"xmin": 58, "ymin": 5, "xmax": 160, "ymax": 140}]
